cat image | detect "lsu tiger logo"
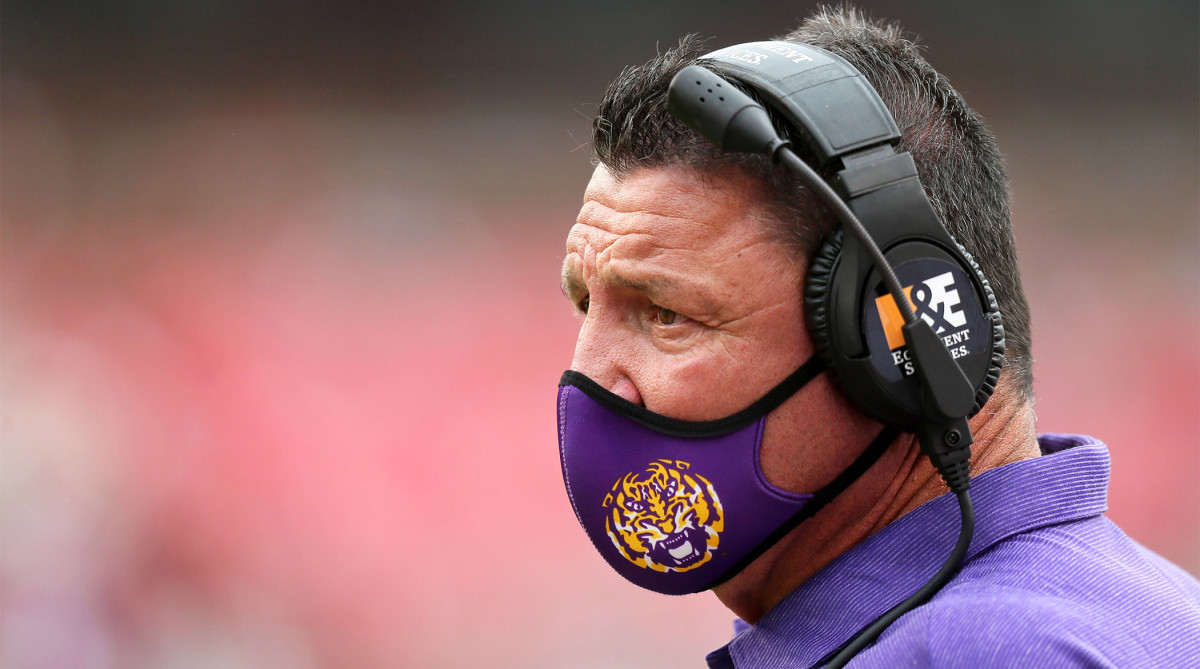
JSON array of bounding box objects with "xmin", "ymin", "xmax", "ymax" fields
[{"xmin": 602, "ymin": 459, "xmax": 724, "ymax": 573}]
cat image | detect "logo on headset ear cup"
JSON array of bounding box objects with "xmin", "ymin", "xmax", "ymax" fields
[{"xmin": 805, "ymin": 230, "xmax": 1004, "ymax": 428}]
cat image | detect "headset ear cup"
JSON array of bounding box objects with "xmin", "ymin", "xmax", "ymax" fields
[
  {"xmin": 954, "ymin": 241, "xmax": 1006, "ymax": 415},
  {"xmin": 804, "ymin": 229, "xmax": 844, "ymax": 377},
  {"xmin": 806, "ymin": 230, "xmax": 1006, "ymax": 421}
]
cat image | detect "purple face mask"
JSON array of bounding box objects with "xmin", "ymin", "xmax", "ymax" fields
[{"xmin": 557, "ymin": 357, "xmax": 895, "ymax": 595}]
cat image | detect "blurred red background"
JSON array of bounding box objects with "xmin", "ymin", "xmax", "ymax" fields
[{"xmin": 3, "ymin": 2, "xmax": 1197, "ymax": 667}]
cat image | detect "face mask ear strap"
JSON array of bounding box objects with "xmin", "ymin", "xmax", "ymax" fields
[
  {"xmin": 706, "ymin": 426, "xmax": 899, "ymax": 590},
  {"xmin": 559, "ymin": 356, "xmax": 827, "ymax": 438}
]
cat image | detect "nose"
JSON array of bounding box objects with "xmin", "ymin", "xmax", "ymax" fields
[{"xmin": 571, "ymin": 308, "xmax": 644, "ymax": 406}]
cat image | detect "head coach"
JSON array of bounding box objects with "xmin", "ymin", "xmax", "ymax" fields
[{"xmin": 554, "ymin": 6, "xmax": 1200, "ymax": 668}]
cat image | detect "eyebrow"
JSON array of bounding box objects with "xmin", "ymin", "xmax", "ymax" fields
[
  {"xmin": 560, "ymin": 261, "xmax": 680, "ymax": 305},
  {"xmin": 607, "ymin": 270, "xmax": 677, "ymax": 298},
  {"xmin": 561, "ymin": 268, "xmax": 586, "ymax": 304}
]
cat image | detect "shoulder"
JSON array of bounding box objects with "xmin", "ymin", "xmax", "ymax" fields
[
  {"xmin": 856, "ymin": 577, "xmax": 1200, "ymax": 668},
  {"xmin": 845, "ymin": 590, "xmax": 1126, "ymax": 668},
  {"xmin": 912, "ymin": 590, "xmax": 1125, "ymax": 667}
]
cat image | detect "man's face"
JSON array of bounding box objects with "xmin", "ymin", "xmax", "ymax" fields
[
  {"xmin": 563, "ymin": 163, "xmax": 806, "ymax": 418},
  {"xmin": 563, "ymin": 164, "xmax": 863, "ymax": 493}
]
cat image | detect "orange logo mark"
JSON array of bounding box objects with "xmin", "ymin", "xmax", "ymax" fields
[{"xmin": 874, "ymin": 287, "xmax": 915, "ymax": 351}]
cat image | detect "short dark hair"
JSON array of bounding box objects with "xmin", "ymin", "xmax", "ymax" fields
[{"xmin": 590, "ymin": 5, "xmax": 1034, "ymax": 401}]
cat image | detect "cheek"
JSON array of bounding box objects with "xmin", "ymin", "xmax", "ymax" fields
[
  {"xmin": 758, "ymin": 375, "xmax": 879, "ymax": 493},
  {"xmin": 636, "ymin": 320, "xmax": 808, "ymax": 422},
  {"xmin": 633, "ymin": 349, "xmax": 742, "ymax": 420}
]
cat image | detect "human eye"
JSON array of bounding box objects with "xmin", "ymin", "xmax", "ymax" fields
[
  {"xmin": 652, "ymin": 306, "xmax": 685, "ymax": 326},
  {"xmin": 644, "ymin": 303, "xmax": 701, "ymax": 338},
  {"xmin": 642, "ymin": 301, "xmax": 707, "ymax": 351}
]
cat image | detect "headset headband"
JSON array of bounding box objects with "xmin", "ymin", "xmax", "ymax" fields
[{"xmin": 700, "ymin": 41, "xmax": 899, "ymax": 166}]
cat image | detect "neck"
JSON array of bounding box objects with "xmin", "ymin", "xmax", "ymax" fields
[{"xmin": 713, "ymin": 388, "xmax": 1039, "ymax": 624}]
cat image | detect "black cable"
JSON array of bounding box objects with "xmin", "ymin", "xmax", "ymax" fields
[
  {"xmin": 770, "ymin": 112, "xmax": 978, "ymax": 669},
  {"xmin": 818, "ymin": 488, "xmax": 975, "ymax": 668},
  {"xmin": 774, "ymin": 131, "xmax": 979, "ymax": 668},
  {"xmin": 665, "ymin": 72, "xmax": 979, "ymax": 664}
]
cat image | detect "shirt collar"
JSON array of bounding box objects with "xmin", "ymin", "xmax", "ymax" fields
[{"xmin": 712, "ymin": 434, "xmax": 1111, "ymax": 668}]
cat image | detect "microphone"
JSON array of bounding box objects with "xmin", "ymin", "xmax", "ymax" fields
[{"xmin": 667, "ymin": 65, "xmax": 790, "ymax": 158}]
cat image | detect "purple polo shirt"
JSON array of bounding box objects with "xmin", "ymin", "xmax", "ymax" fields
[{"xmin": 706, "ymin": 434, "xmax": 1200, "ymax": 668}]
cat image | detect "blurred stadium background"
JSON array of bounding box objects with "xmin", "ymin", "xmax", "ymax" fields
[{"xmin": 2, "ymin": 1, "xmax": 1197, "ymax": 667}]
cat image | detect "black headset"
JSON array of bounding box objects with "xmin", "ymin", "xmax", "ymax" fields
[{"xmin": 665, "ymin": 41, "xmax": 1005, "ymax": 667}]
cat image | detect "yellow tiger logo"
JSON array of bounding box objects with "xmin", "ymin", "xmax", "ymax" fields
[{"xmin": 602, "ymin": 459, "xmax": 724, "ymax": 573}]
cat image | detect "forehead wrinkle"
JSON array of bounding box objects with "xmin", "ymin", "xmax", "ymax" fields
[
  {"xmin": 570, "ymin": 167, "xmax": 790, "ymax": 314},
  {"xmin": 577, "ymin": 197, "xmax": 710, "ymax": 245},
  {"xmin": 561, "ymin": 232, "xmax": 676, "ymax": 304}
]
